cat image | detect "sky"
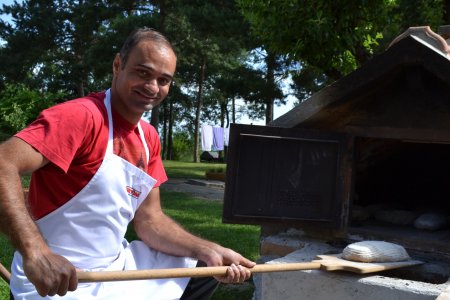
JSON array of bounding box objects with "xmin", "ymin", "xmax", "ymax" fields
[{"xmin": 0, "ymin": 0, "xmax": 297, "ymax": 125}]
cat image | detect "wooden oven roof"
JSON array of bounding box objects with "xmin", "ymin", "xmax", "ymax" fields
[{"xmin": 270, "ymin": 26, "xmax": 450, "ymax": 141}]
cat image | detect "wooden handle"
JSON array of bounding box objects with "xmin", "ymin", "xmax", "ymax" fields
[
  {"xmin": 77, "ymin": 262, "xmax": 321, "ymax": 283},
  {"xmin": 0, "ymin": 261, "xmax": 11, "ymax": 284}
]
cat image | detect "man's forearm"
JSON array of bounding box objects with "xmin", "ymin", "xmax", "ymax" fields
[
  {"xmin": 0, "ymin": 170, "xmax": 48, "ymax": 258},
  {"xmin": 134, "ymin": 209, "xmax": 218, "ymax": 259},
  {"xmin": 0, "ymin": 138, "xmax": 52, "ymax": 258}
]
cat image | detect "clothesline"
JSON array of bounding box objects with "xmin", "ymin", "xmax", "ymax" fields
[{"xmin": 201, "ymin": 124, "xmax": 229, "ymax": 151}]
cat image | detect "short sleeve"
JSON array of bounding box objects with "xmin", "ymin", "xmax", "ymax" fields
[{"xmin": 15, "ymin": 101, "xmax": 98, "ymax": 173}]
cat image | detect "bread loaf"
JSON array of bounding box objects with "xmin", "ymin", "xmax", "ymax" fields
[{"xmin": 342, "ymin": 241, "xmax": 410, "ymax": 263}]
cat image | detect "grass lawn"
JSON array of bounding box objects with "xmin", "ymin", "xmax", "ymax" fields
[
  {"xmin": 0, "ymin": 160, "xmax": 261, "ymax": 299},
  {"xmin": 0, "ymin": 234, "xmax": 13, "ymax": 299},
  {"xmin": 162, "ymin": 160, "xmax": 226, "ymax": 179}
]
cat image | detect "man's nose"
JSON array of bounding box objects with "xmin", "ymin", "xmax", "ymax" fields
[{"xmin": 145, "ymin": 78, "xmax": 159, "ymax": 93}]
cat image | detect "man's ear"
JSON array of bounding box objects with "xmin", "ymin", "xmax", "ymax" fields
[{"xmin": 113, "ymin": 54, "xmax": 121, "ymax": 75}]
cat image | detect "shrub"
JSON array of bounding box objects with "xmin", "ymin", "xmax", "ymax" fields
[
  {"xmin": 170, "ymin": 131, "xmax": 194, "ymax": 161},
  {"xmin": 0, "ymin": 84, "xmax": 65, "ymax": 138}
]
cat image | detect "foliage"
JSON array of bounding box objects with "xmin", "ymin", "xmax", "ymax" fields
[
  {"xmin": 237, "ymin": 0, "xmax": 390, "ymax": 76},
  {"xmin": 170, "ymin": 131, "xmax": 194, "ymax": 161},
  {"xmin": 2, "ymin": 0, "xmax": 448, "ymax": 157},
  {"xmin": 0, "ymin": 0, "xmax": 288, "ymax": 157},
  {"xmin": 237, "ymin": 0, "xmax": 448, "ymax": 101},
  {"xmin": 156, "ymin": 0, "xmax": 259, "ymax": 161},
  {"xmin": 0, "ymin": 83, "xmax": 63, "ymax": 137},
  {"xmin": 0, "ymin": 1, "xmax": 109, "ymax": 96}
]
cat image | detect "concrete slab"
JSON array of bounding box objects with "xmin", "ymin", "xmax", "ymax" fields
[
  {"xmin": 160, "ymin": 178, "xmax": 225, "ymax": 201},
  {"xmin": 260, "ymin": 240, "xmax": 449, "ymax": 300}
]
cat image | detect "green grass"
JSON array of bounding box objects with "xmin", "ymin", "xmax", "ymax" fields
[
  {"xmin": 163, "ymin": 160, "xmax": 226, "ymax": 179},
  {"xmin": 0, "ymin": 280, "xmax": 8, "ymax": 299},
  {"xmin": 124, "ymin": 190, "xmax": 260, "ymax": 262},
  {"xmin": 0, "ymin": 233, "xmax": 12, "ymax": 299},
  {"xmin": 162, "ymin": 190, "xmax": 260, "ymax": 261}
]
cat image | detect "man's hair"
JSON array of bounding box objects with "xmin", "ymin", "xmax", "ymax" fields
[{"xmin": 119, "ymin": 28, "xmax": 175, "ymax": 68}]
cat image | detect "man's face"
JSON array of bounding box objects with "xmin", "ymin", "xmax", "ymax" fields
[{"xmin": 111, "ymin": 41, "xmax": 177, "ymax": 123}]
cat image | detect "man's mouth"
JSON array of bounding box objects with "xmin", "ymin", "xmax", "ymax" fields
[{"xmin": 135, "ymin": 90, "xmax": 158, "ymax": 101}]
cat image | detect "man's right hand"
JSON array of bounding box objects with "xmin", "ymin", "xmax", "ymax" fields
[
  {"xmin": 23, "ymin": 250, "xmax": 78, "ymax": 297},
  {"xmin": 0, "ymin": 137, "xmax": 77, "ymax": 296}
]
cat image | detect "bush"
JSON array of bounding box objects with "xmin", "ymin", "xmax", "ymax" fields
[
  {"xmin": 170, "ymin": 131, "xmax": 194, "ymax": 161},
  {"xmin": 0, "ymin": 84, "xmax": 65, "ymax": 138}
]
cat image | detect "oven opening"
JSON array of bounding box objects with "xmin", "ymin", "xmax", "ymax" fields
[{"xmin": 349, "ymin": 137, "xmax": 450, "ymax": 283}]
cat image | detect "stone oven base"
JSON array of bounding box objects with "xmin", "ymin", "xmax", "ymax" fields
[{"xmin": 255, "ymin": 235, "xmax": 450, "ymax": 300}]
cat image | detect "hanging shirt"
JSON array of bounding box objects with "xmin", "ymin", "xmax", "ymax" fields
[
  {"xmin": 201, "ymin": 124, "xmax": 213, "ymax": 151},
  {"xmin": 212, "ymin": 127, "xmax": 224, "ymax": 151},
  {"xmin": 224, "ymin": 127, "xmax": 230, "ymax": 147}
]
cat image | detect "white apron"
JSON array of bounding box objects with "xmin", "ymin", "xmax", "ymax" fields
[{"xmin": 10, "ymin": 89, "xmax": 197, "ymax": 299}]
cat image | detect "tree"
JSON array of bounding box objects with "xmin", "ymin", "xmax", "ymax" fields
[
  {"xmin": 0, "ymin": 0, "xmax": 273, "ymax": 162},
  {"xmin": 237, "ymin": 0, "xmax": 390, "ymax": 78},
  {"xmin": 0, "ymin": 0, "xmax": 125, "ymax": 97},
  {"xmin": 237, "ymin": 0, "xmax": 448, "ymax": 102},
  {"xmin": 156, "ymin": 0, "xmax": 257, "ymax": 162}
]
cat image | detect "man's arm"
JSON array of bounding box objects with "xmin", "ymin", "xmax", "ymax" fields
[
  {"xmin": 133, "ymin": 187, "xmax": 255, "ymax": 283},
  {"xmin": 0, "ymin": 137, "xmax": 77, "ymax": 297}
]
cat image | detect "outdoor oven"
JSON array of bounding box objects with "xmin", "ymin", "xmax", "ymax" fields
[{"xmin": 223, "ymin": 26, "xmax": 450, "ymax": 299}]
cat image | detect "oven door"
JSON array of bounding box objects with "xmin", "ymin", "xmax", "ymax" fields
[{"xmin": 223, "ymin": 124, "xmax": 348, "ymax": 229}]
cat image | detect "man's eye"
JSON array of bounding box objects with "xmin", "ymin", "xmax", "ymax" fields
[
  {"xmin": 158, "ymin": 78, "xmax": 171, "ymax": 86},
  {"xmin": 138, "ymin": 70, "xmax": 149, "ymax": 77}
]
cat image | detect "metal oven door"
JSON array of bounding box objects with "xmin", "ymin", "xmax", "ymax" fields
[{"xmin": 223, "ymin": 124, "xmax": 348, "ymax": 230}]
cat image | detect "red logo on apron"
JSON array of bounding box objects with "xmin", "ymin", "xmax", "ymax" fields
[{"xmin": 126, "ymin": 186, "xmax": 142, "ymax": 199}]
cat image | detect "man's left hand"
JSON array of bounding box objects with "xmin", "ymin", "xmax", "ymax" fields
[{"xmin": 195, "ymin": 245, "xmax": 255, "ymax": 284}]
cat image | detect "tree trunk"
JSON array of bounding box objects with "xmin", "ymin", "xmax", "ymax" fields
[
  {"xmin": 217, "ymin": 100, "xmax": 227, "ymax": 161},
  {"xmin": 76, "ymin": 81, "xmax": 84, "ymax": 97},
  {"xmin": 161, "ymin": 101, "xmax": 168, "ymax": 160},
  {"xmin": 150, "ymin": 105, "xmax": 160, "ymax": 133},
  {"xmin": 193, "ymin": 57, "xmax": 206, "ymax": 163},
  {"xmin": 167, "ymin": 98, "xmax": 174, "ymax": 160},
  {"xmin": 265, "ymin": 51, "xmax": 276, "ymax": 124},
  {"xmin": 225, "ymin": 99, "xmax": 230, "ymax": 128},
  {"xmin": 231, "ymin": 97, "xmax": 236, "ymax": 124},
  {"xmin": 149, "ymin": 0, "xmax": 168, "ymax": 134}
]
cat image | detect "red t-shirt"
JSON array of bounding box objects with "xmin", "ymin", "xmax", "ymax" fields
[{"xmin": 15, "ymin": 91, "xmax": 167, "ymax": 220}]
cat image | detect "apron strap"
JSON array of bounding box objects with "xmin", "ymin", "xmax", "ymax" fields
[{"xmin": 104, "ymin": 89, "xmax": 150, "ymax": 164}]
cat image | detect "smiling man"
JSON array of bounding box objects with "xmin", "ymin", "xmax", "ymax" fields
[{"xmin": 0, "ymin": 28, "xmax": 255, "ymax": 300}]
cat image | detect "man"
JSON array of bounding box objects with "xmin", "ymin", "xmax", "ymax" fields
[{"xmin": 0, "ymin": 28, "xmax": 255, "ymax": 299}]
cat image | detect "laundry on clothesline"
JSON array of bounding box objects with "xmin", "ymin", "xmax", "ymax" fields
[
  {"xmin": 224, "ymin": 128, "xmax": 229, "ymax": 147},
  {"xmin": 201, "ymin": 124, "xmax": 230, "ymax": 151},
  {"xmin": 201, "ymin": 124, "xmax": 213, "ymax": 151},
  {"xmin": 212, "ymin": 127, "xmax": 224, "ymax": 151}
]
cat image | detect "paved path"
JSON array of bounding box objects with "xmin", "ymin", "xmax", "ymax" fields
[{"xmin": 160, "ymin": 178, "xmax": 225, "ymax": 201}]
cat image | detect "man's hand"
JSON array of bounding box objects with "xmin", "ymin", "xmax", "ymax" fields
[
  {"xmin": 196, "ymin": 245, "xmax": 256, "ymax": 284},
  {"xmin": 0, "ymin": 137, "xmax": 77, "ymax": 296},
  {"xmin": 23, "ymin": 249, "xmax": 77, "ymax": 297}
]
